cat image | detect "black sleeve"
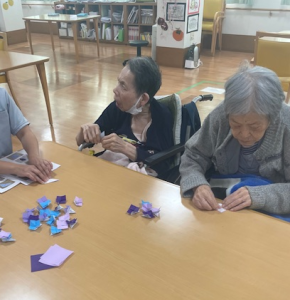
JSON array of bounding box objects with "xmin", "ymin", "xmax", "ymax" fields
[{"xmin": 94, "ymin": 101, "xmax": 126, "ymax": 134}]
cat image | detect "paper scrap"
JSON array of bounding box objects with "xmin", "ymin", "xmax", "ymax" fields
[
  {"xmin": 37, "ymin": 196, "xmax": 51, "ymax": 209},
  {"xmin": 50, "ymin": 226, "xmax": 62, "ymax": 235},
  {"xmin": 31, "ymin": 254, "xmax": 56, "ymax": 272},
  {"xmin": 56, "ymin": 195, "xmax": 66, "ymax": 204},
  {"xmin": 217, "ymin": 203, "xmax": 226, "ymax": 213},
  {"xmin": 127, "ymin": 204, "xmax": 140, "ymax": 215}
]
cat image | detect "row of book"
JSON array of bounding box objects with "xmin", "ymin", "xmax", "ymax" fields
[
  {"xmin": 127, "ymin": 6, "xmax": 139, "ymax": 24},
  {"xmin": 101, "ymin": 23, "xmax": 124, "ymax": 42}
]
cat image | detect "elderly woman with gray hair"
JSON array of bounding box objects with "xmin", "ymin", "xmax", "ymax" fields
[{"xmin": 180, "ymin": 62, "xmax": 290, "ymax": 214}]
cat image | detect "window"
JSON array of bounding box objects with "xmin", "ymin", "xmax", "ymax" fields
[
  {"xmin": 281, "ymin": 0, "xmax": 290, "ymax": 5},
  {"xmin": 226, "ymin": 0, "xmax": 253, "ymax": 5}
]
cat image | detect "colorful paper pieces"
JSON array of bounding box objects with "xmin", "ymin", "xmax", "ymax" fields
[
  {"xmin": 56, "ymin": 195, "xmax": 66, "ymax": 205},
  {"xmin": 39, "ymin": 244, "xmax": 73, "ymax": 267},
  {"xmin": 31, "ymin": 254, "xmax": 56, "ymax": 272},
  {"xmin": 64, "ymin": 205, "xmax": 75, "ymax": 214},
  {"xmin": 56, "ymin": 220, "xmax": 69, "ymax": 230},
  {"xmin": 0, "ymin": 229, "xmax": 15, "ymax": 242},
  {"xmin": 37, "ymin": 196, "xmax": 51, "ymax": 209},
  {"xmin": 74, "ymin": 196, "xmax": 83, "ymax": 207},
  {"xmin": 126, "ymin": 201, "xmax": 160, "ymax": 219},
  {"xmin": 127, "ymin": 205, "xmax": 140, "ymax": 215}
]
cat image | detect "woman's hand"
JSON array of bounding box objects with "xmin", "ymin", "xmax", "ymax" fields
[
  {"xmin": 102, "ymin": 133, "xmax": 126, "ymax": 153},
  {"xmin": 192, "ymin": 185, "xmax": 218, "ymax": 210},
  {"xmin": 222, "ymin": 187, "xmax": 252, "ymax": 211},
  {"xmin": 81, "ymin": 123, "xmax": 102, "ymax": 144},
  {"xmin": 14, "ymin": 163, "xmax": 50, "ymax": 183},
  {"xmin": 29, "ymin": 156, "xmax": 53, "ymax": 180}
]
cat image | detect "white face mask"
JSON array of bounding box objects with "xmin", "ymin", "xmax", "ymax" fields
[{"xmin": 126, "ymin": 96, "xmax": 142, "ymax": 115}]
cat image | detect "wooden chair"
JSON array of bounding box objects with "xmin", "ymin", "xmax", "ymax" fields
[
  {"xmin": 0, "ymin": 32, "xmax": 21, "ymax": 109},
  {"xmin": 253, "ymin": 31, "xmax": 290, "ymax": 104},
  {"xmin": 202, "ymin": 0, "xmax": 225, "ymax": 56}
]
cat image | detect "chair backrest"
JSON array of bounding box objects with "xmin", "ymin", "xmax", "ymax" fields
[
  {"xmin": 203, "ymin": 0, "xmax": 225, "ymax": 20},
  {"xmin": 254, "ymin": 31, "xmax": 290, "ymax": 91},
  {"xmin": 0, "ymin": 32, "xmax": 8, "ymax": 51}
]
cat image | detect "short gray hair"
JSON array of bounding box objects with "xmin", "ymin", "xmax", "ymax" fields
[{"xmin": 224, "ymin": 61, "xmax": 285, "ymax": 122}]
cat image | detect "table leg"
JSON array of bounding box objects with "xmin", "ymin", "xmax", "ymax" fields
[
  {"xmin": 25, "ymin": 20, "xmax": 34, "ymax": 54},
  {"xmin": 48, "ymin": 21, "xmax": 55, "ymax": 52},
  {"xmin": 36, "ymin": 63, "xmax": 53, "ymax": 126},
  {"xmin": 72, "ymin": 22, "xmax": 79, "ymax": 63},
  {"xmin": 93, "ymin": 18, "xmax": 100, "ymax": 57}
]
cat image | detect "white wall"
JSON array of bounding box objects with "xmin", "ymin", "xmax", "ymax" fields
[{"xmin": 223, "ymin": 0, "xmax": 290, "ymax": 36}]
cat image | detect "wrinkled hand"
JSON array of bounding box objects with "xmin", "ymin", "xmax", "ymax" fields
[
  {"xmin": 15, "ymin": 163, "xmax": 50, "ymax": 183},
  {"xmin": 81, "ymin": 123, "xmax": 101, "ymax": 144},
  {"xmin": 29, "ymin": 156, "xmax": 53, "ymax": 180},
  {"xmin": 222, "ymin": 187, "xmax": 251, "ymax": 211},
  {"xmin": 101, "ymin": 133, "xmax": 126, "ymax": 153},
  {"xmin": 191, "ymin": 185, "xmax": 218, "ymax": 210}
]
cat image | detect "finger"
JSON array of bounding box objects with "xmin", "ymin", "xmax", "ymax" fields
[
  {"xmin": 31, "ymin": 167, "xmax": 48, "ymax": 182},
  {"xmin": 200, "ymin": 198, "xmax": 214, "ymax": 210},
  {"xmin": 229, "ymin": 201, "xmax": 249, "ymax": 211}
]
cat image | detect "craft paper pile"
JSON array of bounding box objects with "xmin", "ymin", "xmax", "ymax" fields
[{"xmin": 127, "ymin": 200, "xmax": 160, "ymax": 219}]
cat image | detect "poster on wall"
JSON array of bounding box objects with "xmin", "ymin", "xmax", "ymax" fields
[
  {"xmin": 188, "ymin": 0, "xmax": 200, "ymax": 15},
  {"xmin": 166, "ymin": 2, "xmax": 186, "ymax": 22},
  {"xmin": 187, "ymin": 14, "xmax": 199, "ymax": 33}
]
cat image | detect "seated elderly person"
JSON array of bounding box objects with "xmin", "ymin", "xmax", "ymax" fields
[
  {"xmin": 180, "ymin": 62, "xmax": 290, "ymax": 214},
  {"xmin": 0, "ymin": 87, "xmax": 52, "ymax": 183},
  {"xmin": 76, "ymin": 56, "xmax": 174, "ymax": 175}
]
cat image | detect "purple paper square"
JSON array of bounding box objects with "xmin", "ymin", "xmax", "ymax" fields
[
  {"xmin": 56, "ymin": 195, "xmax": 66, "ymax": 204},
  {"xmin": 127, "ymin": 204, "xmax": 140, "ymax": 215},
  {"xmin": 30, "ymin": 254, "xmax": 56, "ymax": 272}
]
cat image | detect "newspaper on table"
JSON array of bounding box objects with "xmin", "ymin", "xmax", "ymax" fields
[{"xmin": 0, "ymin": 149, "xmax": 60, "ymax": 193}]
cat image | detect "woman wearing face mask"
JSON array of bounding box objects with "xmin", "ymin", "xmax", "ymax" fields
[{"xmin": 76, "ymin": 56, "xmax": 174, "ymax": 175}]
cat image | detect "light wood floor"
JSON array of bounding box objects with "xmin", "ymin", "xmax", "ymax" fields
[{"xmin": 5, "ymin": 34, "xmax": 252, "ymax": 151}]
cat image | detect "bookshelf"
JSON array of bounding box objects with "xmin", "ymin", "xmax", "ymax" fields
[{"xmin": 54, "ymin": 2, "xmax": 157, "ymax": 45}]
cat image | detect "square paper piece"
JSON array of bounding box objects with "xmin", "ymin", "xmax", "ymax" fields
[
  {"xmin": 39, "ymin": 244, "xmax": 74, "ymax": 267},
  {"xmin": 31, "ymin": 254, "xmax": 56, "ymax": 272}
]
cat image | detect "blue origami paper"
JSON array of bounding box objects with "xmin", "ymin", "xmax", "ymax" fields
[
  {"xmin": 66, "ymin": 218, "xmax": 77, "ymax": 229},
  {"xmin": 50, "ymin": 210, "xmax": 61, "ymax": 218},
  {"xmin": 29, "ymin": 219, "xmax": 42, "ymax": 231},
  {"xmin": 22, "ymin": 208, "xmax": 35, "ymax": 223},
  {"xmin": 127, "ymin": 204, "xmax": 140, "ymax": 215},
  {"xmin": 37, "ymin": 196, "xmax": 51, "ymax": 209},
  {"xmin": 56, "ymin": 195, "xmax": 66, "ymax": 205},
  {"xmin": 46, "ymin": 216, "xmax": 55, "ymax": 226},
  {"xmin": 39, "ymin": 213, "xmax": 48, "ymax": 222},
  {"xmin": 50, "ymin": 226, "xmax": 62, "ymax": 235}
]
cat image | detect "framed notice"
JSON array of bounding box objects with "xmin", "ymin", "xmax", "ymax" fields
[
  {"xmin": 166, "ymin": 3, "xmax": 186, "ymax": 22},
  {"xmin": 187, "ymin": 14, "xmax": 199, "ymax": 33},
  {"xmin": 188, "ymin": 0, "xmax": 200, "ymax": 15}
]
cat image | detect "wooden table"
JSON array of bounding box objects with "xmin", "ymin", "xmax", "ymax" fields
[
  {"xmin": 0, "ymin": 51, "xmax": 53, "ymax": 126},
  {"xmin": 23, "ymin": 14, "xmax": 100, "ymax": 62},
  {"xmin": 1, "ymin": 141, "xmax": 290, "ymax": 299}
]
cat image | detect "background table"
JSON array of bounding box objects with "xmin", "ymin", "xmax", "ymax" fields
[
  {"xmin": 0, "ymin": 51, "xmax": 53, "ymax": 125},
  {"xmin": 23, "ymin": 14, "xmax": 100, "ymax": 62},
  {"xmin": 1, "ymin": 142, "xmax": 290, "ymax": 299}
]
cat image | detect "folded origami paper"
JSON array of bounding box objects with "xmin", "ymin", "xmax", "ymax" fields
[
  {"xmin": 50, "ymin": 226, "xmax": 62, "ymax": 236},
  {"xmin": 66, "ymin": 218, "xmax": 77, "ymax": 229},
  {"xmin": 74, "ymin": 196, "xmax": 83, "ymax": 207},
  {"xmin": 56, "ymin": 220, "xmax": 69, "ymax": 230},
  {"xmin": 31, "ymin": 254, "xmax": 56, "ymax": 272},
  {"xmin": 37, "ymin": 196, "xmax": 51, "ymax": 209},
  {"xmin": 56, "ymin": 195, "xmax": 66, "ymax": 205},
  {"xmin": 126, "ymin": 204, "xmax": 140, "ymax": 215}
]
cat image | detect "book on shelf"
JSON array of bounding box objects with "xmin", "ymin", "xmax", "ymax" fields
[
  {"xmin": 113, "ymin": 25, "xmax": 124, "ymax": 42},
  {"xmin": 141, "ymin": 8, "xmax": 153, "ymax": 24},
  {"xmin": 127, "ymin": 6, "xmax": 137, "ymax": 23},
  {"xmin": 128, "ymin": 26, "xmax": 139, "ymax": 41},
  {"xmin": 140, "ymin": 32, "xmax": 152, "ymax": 44}
]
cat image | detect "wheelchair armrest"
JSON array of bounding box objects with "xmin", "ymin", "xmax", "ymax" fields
[
  {"xmin": 78, "ymin": 142, "xmax": 95, "ymax": 151},
  {"xmin": 144, "ymin": 143, "xmax": 185, "ymax": 167}
]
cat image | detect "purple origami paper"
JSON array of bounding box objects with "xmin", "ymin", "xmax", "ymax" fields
[
  {"xmin": 58, "ymin": 212, "xmax": 70, "ymax": 221},
  {"xmin": 56, "ymin": 220, "xmax": 68, "ymax": 230},
  {"xmin": 39, "ymin": 244, "xmax": 74, "ymax": 267},
  {"xmin": 0, "ymin": 230, "xmax": 11, "ymax": 238},
  {"xmin": 56, "ymin": 195, "xmax": 66, "ymax": 205},
  {"xmin": 66, "ymin": 218, "xmax": 77, "ymax": 229},
  {"xmin": 74, "ymin": 196, "xmax": 83, "ymax": 207},
  {"xmin": 127, "ymin": 204, "xmax": 140, "ymax": 215},
  {"xmin": 141, "ymin": 201, "xmax": 160, "ymax": 218},
  {"xmin": 37, "ymin": 196, "xmax": 51, "ymax": 209},
  {"xmin": 64, "ymin": 205, "xmax": 75, "ymax": 214},
  {"xmin": 22, "ymin": 208, "xmax": 35, "ymax": 223},
  {"xmin": 31, "ymin": 254, "xmax": 56, "ymax": 272}
]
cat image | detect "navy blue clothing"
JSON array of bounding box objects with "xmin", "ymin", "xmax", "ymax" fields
[{"xmin": 94, "ymin": 98, "xmax": 174, "ymax": 174}]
